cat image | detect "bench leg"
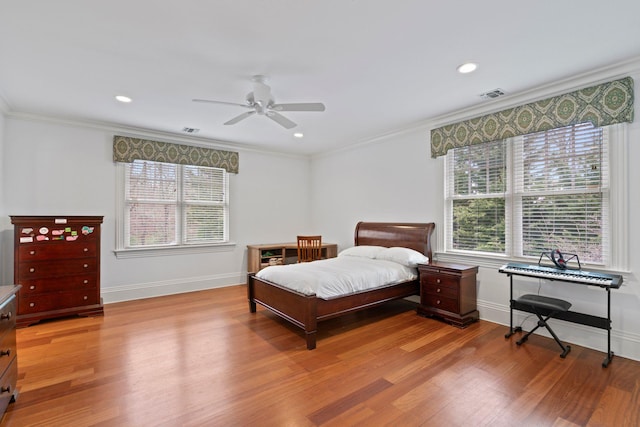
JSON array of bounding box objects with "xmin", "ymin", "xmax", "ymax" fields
[{"xmin": 517, "ymin": 311, "xmax": 571, "ymax": 358}]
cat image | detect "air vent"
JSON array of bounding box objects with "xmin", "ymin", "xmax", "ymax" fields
[
  {"xmin": 182, "ymin": 127, "xmax": 200, "ymax": 134},
  {"xmin": 480, "ymin": 88, "xmax": 506, "ymax": 100}
]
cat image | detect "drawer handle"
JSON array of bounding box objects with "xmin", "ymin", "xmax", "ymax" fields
[
  {"xmin": 30, "ymin": 302, "xmax": 35, "ymax": 308},
  {"xmin": 0, "ymin": 386, "xmax": 10, "ymax": 394},
  {"xmin": 436, "ymin": 300, "xmax": 441, "ymax": 305},
  {"xmin": 84, "ymin": 247, "xmax": 89, "ymax": 252},
  {"xmin": 84, "ymin": 264, "xmax": 89, "ymax": 268},
  {"xmin": 0, "ymin": 349, "xmax": 10, "ymax": 357},
  {"xmin": 84, "ymin": 280, "xmax": 89, "ymax": 284},
  {"xmin": 30, "ymin": 285, "xmax": 36, "ymax": 290},
  {"xmin": 0, "ymin": 312, "xmax": 11, "ymax": 321},
  {"xmin": 29, "ymin": 267, "xmax": 35, "ymax": 273},
  {"xmin": 83, "ymin": 296, "xmax": 88, "ymax": 300},
  {"xmin": 436, "ymin": 288, "xmax": 441, "ymax": 293},
  {"xmin": 436, "ymin": 278, "xmax": 441, "ymax": 284},
  {"xmin": 30, "ymin": 250, "xmax": 36, "ymax": 255}
]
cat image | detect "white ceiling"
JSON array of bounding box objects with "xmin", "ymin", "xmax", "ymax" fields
[{"xmin": 2, "ymin": 1, "xmax": 640, "ymax": 155}]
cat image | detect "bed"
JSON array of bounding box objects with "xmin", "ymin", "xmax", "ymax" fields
[{"xmin": 247, "ymin": 221, "xmax": 435, "ymax": 349}]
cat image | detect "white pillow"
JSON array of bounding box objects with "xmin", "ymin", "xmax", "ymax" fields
[
  {"xmin": 377, "ymin": 247, "xmax": 429, "ymax": 267},
  {"xmin": 338, "ymin": 245, "xmax": 387, "ymax": 259}
]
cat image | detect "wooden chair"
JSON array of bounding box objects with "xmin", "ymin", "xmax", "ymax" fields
[{"xmin": 297, "ymin": 235, "xmax": 322, "ymax": 263}]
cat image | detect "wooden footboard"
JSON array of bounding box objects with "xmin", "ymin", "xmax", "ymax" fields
[{"xmin": 248, "ymin": 273, "xmax": 319, "ymax": 349}]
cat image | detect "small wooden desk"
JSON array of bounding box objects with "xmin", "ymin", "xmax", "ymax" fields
[{"xmin": 247, "ymin": 242, "xmax": 338, "ymax": 273}]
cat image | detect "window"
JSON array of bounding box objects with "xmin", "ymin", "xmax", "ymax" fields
[
  {"xmin": 120, "ymin": 159, "xmax": 229, "ymax": 249},
  {"xmin": 445, "ymin": 122, "xmax": 614, "ymax": 266}
]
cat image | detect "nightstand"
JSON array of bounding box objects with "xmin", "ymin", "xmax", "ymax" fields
[{"xmin": 416, "ymin": 262, "xmax": 479, "ymax": 328}]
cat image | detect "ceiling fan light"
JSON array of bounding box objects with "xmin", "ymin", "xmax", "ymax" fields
[{"xmin": 457, "ymin": 62, "xmax": 478, "ymax": 74}]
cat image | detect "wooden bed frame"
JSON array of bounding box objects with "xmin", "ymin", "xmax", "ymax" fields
[{"xmin": 247, "ymin": 222, "xmax": 435, "ymax": 349}]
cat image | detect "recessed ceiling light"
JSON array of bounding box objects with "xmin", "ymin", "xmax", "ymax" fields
[
  {"xmin": 457, "ymin": 62, "xmax": 478, "ymax": 74},
  {"xmin": 115, "ymin": 95, "xmax": 132, "ymax": 103},
  {"xmin": 293, "ymin": 132, "xmax": 304, "ymax": 138}
]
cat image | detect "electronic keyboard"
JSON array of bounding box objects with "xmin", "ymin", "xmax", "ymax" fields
[{"xmin": 499, "ymin": 262, "xmax": 622, "ymax": 288}]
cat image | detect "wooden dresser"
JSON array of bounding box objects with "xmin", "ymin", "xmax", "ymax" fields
[
  {"xmin": 11, "ymin": 216, "xmax": 104, "ymax": 327},
  {"xmin": 416, "ymin": 262, "xmax": 479, "ymax": 328},
  {"xmin": 0, "ymin": 285, "xmax": 20, "ymax": 417}
]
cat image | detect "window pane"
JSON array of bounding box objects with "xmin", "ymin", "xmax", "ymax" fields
[
  {"xmin": 127, "ymin": 202, "xmax": 177, "ymax": 246},
  {"xmin": 453, "ymin": 141, "xmax": 506, "ymax": 196},
  {"xmin": 128, "ymin": 161, "xmax": 177, "ymax": 201},
  {"xmin": 521, "ymin": 123, "xmax": 604, "ymax": 193},
  {"xmin": 522, "ymin": 193, "xmax": 603, "ymax": 263},
  {"xmin": 185, "ymin": 205, "xmax": 225, "ymax": 243},
  {"xmin": 183, "ymin": 166, "xmax": 225, "ymax": 202},
  {"xmin": 452, "ymin": 198, "xmax": 505, "ymax": 253}
]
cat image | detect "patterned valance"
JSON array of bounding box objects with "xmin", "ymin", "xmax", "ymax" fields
[
  {"xmin": 430, "ymin": 76, "xmax": 634, "ymax": 158},
  {"xmin": 113, "ymin": 135, "xmax": 239, "ymax": 174}
]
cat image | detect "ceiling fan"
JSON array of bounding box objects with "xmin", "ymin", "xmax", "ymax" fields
[{"xmin": 193, "ymin": 75, "xmax": 325, "ymax": 129}]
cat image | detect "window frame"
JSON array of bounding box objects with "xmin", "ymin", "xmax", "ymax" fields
[
  {"xmin": 115, "ymin": 161, "xmax": 235, "ymax": 259},
  {"xmin": 441, "ymin": 123, "xmax": 628, "ymax": 272}
]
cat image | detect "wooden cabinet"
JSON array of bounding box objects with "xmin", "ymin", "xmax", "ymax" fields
[
  {"xmin": 247, "ymin": 242, "xmax": 338, "ymax": 273},
  {"xmin": 0, "ymin": 285, "xmax": 20, "ymax": 417},
  {"xmin": 11, "ymin": 216, "xmax": 104, "ymax": 327},
  {"xmin": 417, "ymin": 262, "xmax": 479, "ymax": 328}
]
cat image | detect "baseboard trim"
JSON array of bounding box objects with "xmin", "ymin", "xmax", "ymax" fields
[{"xmin": 101, "ymin": 273, "xmax": 245, "ymax": 304}]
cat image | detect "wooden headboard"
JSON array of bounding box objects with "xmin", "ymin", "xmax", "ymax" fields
[{"xmin": 354, "ymin": 222, "xmax": 435, "ymax": 262}]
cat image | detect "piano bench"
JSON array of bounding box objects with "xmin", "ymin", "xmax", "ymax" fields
[{"xmin": 515, "ymin": 294, "xmax": 572, "ymax": 358}]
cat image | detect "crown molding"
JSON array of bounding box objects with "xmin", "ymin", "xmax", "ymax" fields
[
  {"xmin": 428, "ymin": 55, "xmax": 640, "ymax": 129},
  {"xmin": 4, "ymin": 111, "xmax": 308, "ymax": 160}
]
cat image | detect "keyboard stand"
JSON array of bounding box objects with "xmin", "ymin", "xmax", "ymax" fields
[{"xmin": 503, "ymin": 273, "xmax": 615, "ymax": 367}]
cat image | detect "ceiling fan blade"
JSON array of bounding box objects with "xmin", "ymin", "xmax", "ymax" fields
[
  {"xmin": 266, "ymin": 111, "xmax": 297, "ymax": 129},
  {"xmin": 224, "ymin": 111, "xmax": 256, "ymax": 125},
  {"xmin": 193, "ymin": 99, "xmax": 251, "ymax": 108},
  {"xmin": 270, "ymin": 103, "xmax": 325, "ymax": 112}
]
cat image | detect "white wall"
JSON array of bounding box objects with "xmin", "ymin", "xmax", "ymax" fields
[
  {"xmin": 0, "ymin": 116, "xmax": 311, "ymax": 302},
  {"xmin": 311, "ymin": 129, "xmax": 443, "ymax": 250},
  {"xmin": 0, "ymin": 111, "xmax": 6, "ymax": 277},
  {"xmin": 311, "ymin": 63, "xmax": 640, "ymax": 361}
]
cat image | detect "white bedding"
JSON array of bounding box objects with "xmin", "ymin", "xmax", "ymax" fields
[{"xmin": 255, "ymin": 256, "xmax": 418, "ymax": 299}]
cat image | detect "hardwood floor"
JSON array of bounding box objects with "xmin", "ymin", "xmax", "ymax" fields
[{"xmin": 2, "ymin": 285, "xmax": 639, "ymax": 426}]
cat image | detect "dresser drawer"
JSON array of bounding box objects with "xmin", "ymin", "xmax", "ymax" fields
[
  {"xmin": 0, "ymin": 331, "xmax": 16, "ymax": 382},
  {"xmin": 18, "ymin": 258, "xmax": 97, "ymax": 280},
  {"xmin": 0, "ymin": 358, "xmax": 17, "ymax": 416},
  {"xmin": 19, "ymin": 275, "xmax": 97, "ymax": 295},
  {"xmin": 18, "ymin": 240, "xmax": 97, "ymax": 261},
  {"xmin": 0, "ymin": 297, "xmax": 16, "ymax": 338},
  {"xmin": 19, "ymin": 290, "xmax": 100, "ymax": 315}
]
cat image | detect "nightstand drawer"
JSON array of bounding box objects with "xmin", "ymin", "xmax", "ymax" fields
[
  {"xmin": 423, "ymin": 274, "xmax": 459, "ymax": 289},
  {"xmin": 422, "ymin": 294, "xmax": 458, "ymax": 313},
  {"xmin": 423, "ymin": 283, "xmax": 458, "ymax": 299}
]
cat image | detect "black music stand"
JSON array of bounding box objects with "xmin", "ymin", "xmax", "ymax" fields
[{"xmin": 538, "ymin": 251, "xmax": 581, "ymax": 270}]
